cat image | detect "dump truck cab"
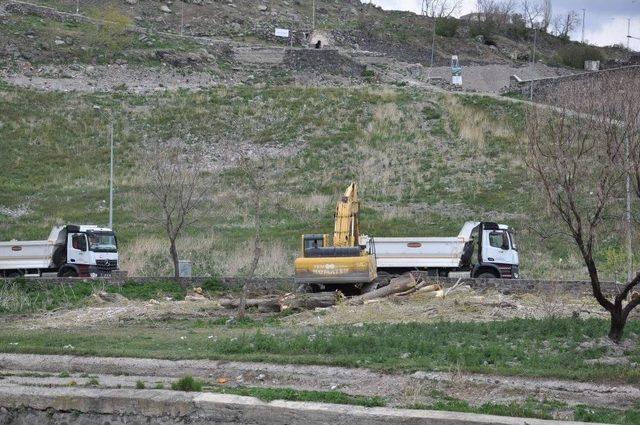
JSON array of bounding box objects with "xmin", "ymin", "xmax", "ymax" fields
[{"xmin": 0, "ymin": 224, "xmax": 119, "ymax": 278}]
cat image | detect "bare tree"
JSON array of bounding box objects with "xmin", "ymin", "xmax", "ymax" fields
[
  {"xmin": 476, "ymin": 0, "xmax": 516, "ymax": 27},
  {"xmin": 525, "ymin": 76, "xmax": 640, "ymax": 342},
  {"xmin": 146, "ymin": 140, "xmax": 208, "ymax": 278},
  {"xmin": 236, "ymin": 154, "xmax": 267, "ymax": 320},
  {"xmin": 521, "ymin": 0, "xmax": 543, "ymax": 28},
  {"xmin": 541, "ymin": 0, "xmax": 552, "ymax": 32},
  {"xmin": 422, "ymin": 0, "xmax": 463, "ymax": 18},
  {"xmin": 552, "ymin": 10, "xmax": 580, "ymax": 38}
]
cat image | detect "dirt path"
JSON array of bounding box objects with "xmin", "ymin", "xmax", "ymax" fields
[{"xmin": 1, "ymin": 353, "xmax": 638, "ymax": 410}]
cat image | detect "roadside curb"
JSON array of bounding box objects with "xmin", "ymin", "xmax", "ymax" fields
[{"xmin": 0, "ymin": 383, "xmax": 609, "ymax": 425}]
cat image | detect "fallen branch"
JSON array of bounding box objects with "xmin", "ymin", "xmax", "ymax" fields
[
  {"xmin": 349, "ymin": 273, "xmax": 418, "ymax": 305},
  {"xmin": 444, "ymin": 278, "xmax": 463, "ymax": 297}
]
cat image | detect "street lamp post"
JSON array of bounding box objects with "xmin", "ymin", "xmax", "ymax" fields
[
  {"xmin": 530, "ymin": 25, "xmax": 538, "ymax": 101},
  {"xmin": 581, "ymin": 9, "xmax": 586, "ymax": 43},
  {"xmin": 181, "ymin": 1, "xmax": 185, "ymax": 36},
  {"xmin": 108, "ymin": 122, "xmax": 114, "ymax": 229}
]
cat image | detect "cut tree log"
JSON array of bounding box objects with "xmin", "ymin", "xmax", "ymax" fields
[
  {"xmin": 414, "ymin": 283, "xmax": 443, "ymax": 295},
  {"xmin": 279, "ymin": 291, "xmax": 344, "ymax": 310},
  {"xmin": 349, "ymin": 273, "xmax": 418, "ymax": 305},
  {"xmin": 219, "ymin": 297, "xmax": 279, "ymax": 311}
]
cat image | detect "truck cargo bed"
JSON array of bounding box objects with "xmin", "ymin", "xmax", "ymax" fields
[{"xmin": 368, "ymin": 237, "xmax": 467, "ymax": 269}]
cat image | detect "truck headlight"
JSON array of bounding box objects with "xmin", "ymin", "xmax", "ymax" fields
[{"xmin": 90, "ymin": 272, "xmax": 98, "ymax": 278}]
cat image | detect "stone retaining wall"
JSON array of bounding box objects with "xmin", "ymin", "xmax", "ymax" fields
[
  {"xmin": 283, "ymin": 48, "xmax": 365, "ymax": 77},
  {"xmin": 508, "ymin": 65, "xmax": 640, "ymax": 102},
  {"xmin": 0, "ymin": 384, "xmax": 592, "ymax": 425},
  {"xmin": 0, "ymin": 275, "xmax": 622, "ymax": 297}
]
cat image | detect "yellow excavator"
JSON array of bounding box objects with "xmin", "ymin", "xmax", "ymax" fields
[{"xmin": 294, "ymin": 183, "xmax": 377, "ymax": 292}]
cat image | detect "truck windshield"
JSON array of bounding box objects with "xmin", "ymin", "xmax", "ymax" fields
[{"xmin": 87, "ymin": 232, "xmax": 117, "ymax": 252}]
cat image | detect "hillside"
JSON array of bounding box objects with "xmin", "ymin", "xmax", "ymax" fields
[
  {"xmin": 1, "ymin": 78, "xmax": 631, "ymax": 280},
  {"xmin": 0, "ymin": 1, "xmax": 635, "ymax": 280},
  {"xmin": 0, "ymin": 0, "xmax": 630, "ymax": 71}
]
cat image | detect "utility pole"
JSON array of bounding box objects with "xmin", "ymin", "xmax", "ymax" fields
[
  {"xmin": 108, "ymin": 122, "xmax": 114, "ymax": 229},
  {"xmin": 312, "ymin": 0, "xmax": 315, "ymax": 30},
  {"xmin": 430, "ymin": 15, "xmax": 436, "ymax": 68},
  {"xmin": 581, "ymin": 8, "xmax": 586, "ymax": 43},
  {"xmin": 75, "ymin": 0, "xmax": 79, "ymax": 15},
  {"xmin": 626, "ymin": 135, "xmax": 633, "ymax": 282},
  {"xmin": 180, "ymin": 1, "xmax": 184, "ymax": 36},
  {"xmin": 530, "ymin": 25, "xmax": 537, "ymax": 101},
  {"xmin": 628, "ymin": 18, "xmax": 632, "ymax": 50}
]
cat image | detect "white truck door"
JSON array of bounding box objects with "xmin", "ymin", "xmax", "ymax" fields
[
  {"xmin": 483, "ymin": 230, "xmax": 511, "ymax": 264},
  {"xmin": 68, "ymin": 233, "xmax": 90, "ymax": 265}
]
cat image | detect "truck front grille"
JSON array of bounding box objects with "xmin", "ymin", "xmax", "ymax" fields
[
  {"xmin": 497, "ymin": 264, "xmax": 513, "ymax": 278},
  {"xmin": 96, "ymin": 259, "xmax": 118, "ymax": 271}
]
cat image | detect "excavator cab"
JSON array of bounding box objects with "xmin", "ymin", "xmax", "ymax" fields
[{"xmin": 294, "ymin": 183, "xmax": 377, "ymax": 290}]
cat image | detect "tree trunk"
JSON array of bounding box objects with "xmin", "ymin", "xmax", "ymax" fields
[
  {"xmin": 608, "ymin": 308, "xmax": 626, "ymax": 343},
  {"xmin": 279, "ymin": 292, "xmax": 344, "ymax": 310},
  {"xmin": 349, "ymin": 273, "xmax": 418, "ymax": 305},
  {"xmin": 169, "ymin": 238, "xmax": 179, "ymax": 278}
]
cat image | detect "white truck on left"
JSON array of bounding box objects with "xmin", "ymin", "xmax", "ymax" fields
[{"xmin": 0, "ymin": 225, "xmax": 119, "ymax": 278}]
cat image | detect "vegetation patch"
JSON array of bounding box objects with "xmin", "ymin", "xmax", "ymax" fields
[
  {"xmin": 1, "ymin": 318, "xmax": 638, "ymax": 382},
  {"xmin": 207, "ymin": 385, "xmax": 385, "ymax": 407},
  {"xmin": 171, "ymin": 375, "xmax": 203, "ymax": 392}
]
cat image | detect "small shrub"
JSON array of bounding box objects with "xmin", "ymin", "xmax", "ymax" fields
[
  {"xmin": 171, "ymin": 376, "xmax": 203, "ymax": 392},
  {"xmin": 86, "ymin": 7, "xmax": 133, "ymax": 53},
  {"xmin": 155, "ymin": 383, "xmax": 165, "ymax": 389},
  {"xmin": 361, "ymin": 68, "xmax": 375, "ymax": 78},
  {"xmin": 202, "ymin": 277, "xmax": 224, "ymax": 293},
  {"xmin": 553, "ymin": 44, "xmax": 604, "ymax": 69},
  {"xmin": 136, "ymin": 380, "xmax": 146, "ymax": 389},
  {"xmin": 59, "ymin": 371, "xmax": 70, "ymax": 378},
  {"xmin": 435, "ymin": 18, "xmax": 459, "ymax": 37},
  {"xmin": 422, "ymin": 105, "xmax": 442, "ymax": 120},
  {"xmin": 86, "ymin": 377, "xmax": 100, "ymax": 386}
]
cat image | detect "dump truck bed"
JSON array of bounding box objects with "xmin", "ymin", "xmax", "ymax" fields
[{"xmin": 0, "ymin": 227, "xmax": 64, "ymax": 271}]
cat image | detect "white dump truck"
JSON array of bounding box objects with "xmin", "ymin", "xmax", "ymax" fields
[
  {"xmin": 363, "ymin": 221, "xmax": 519, "ymax": 279},
  {"xmin": 0, "ymin": 225, "xmax": 119, "ymax": 278}
]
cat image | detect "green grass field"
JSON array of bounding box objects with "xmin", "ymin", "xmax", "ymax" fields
[{"xmin": 1, "ymin": 317, "xmax": 638, "ymax": 382}]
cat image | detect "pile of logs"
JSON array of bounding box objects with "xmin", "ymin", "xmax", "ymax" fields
[
  {"xmin": 219, "ymin": 273, "xmax": 442, "ymax": 313},
  {"xmin": 348, "ymin": 273, "xmax": 442, "ymax": 306},
  {"xmin": 219, "ymin": 291, "xmax": 344, "ymax": 313}
]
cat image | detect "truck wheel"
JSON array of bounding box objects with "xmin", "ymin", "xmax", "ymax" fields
[
  {"xmin": 6, "ymin": 271, "xmax": 22, "ymax": 278},
  {"xmin": 477, "ymin": 272, "xmax": 497, "ymax": 279},
  {"xmin": 60, "ymin": 268, "xmax": 78, "ymax": 278}
]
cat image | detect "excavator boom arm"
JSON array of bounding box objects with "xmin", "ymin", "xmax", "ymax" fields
[{"xmin": 333, "ymin": 183, "xmax": 360, "ymax": 247}]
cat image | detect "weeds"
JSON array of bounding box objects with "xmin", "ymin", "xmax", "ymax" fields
[
  {"xmin": 171, "ymin": 376, "xmax": 203, "ymax": 392},
  {"xmin": 208, "ymin": 385, "xmax": 385, "ymax": 407}
]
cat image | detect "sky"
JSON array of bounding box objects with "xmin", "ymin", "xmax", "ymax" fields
[{"xmin": 363, "ymin": 0, "xmax": 640, "ymax": 51}]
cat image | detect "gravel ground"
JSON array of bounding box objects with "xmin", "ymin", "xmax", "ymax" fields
[
  {"xmin": 2, "ymin": 64, "xmax": 220, "ymax": 93},
  {"xmin": 0, "ymin": 353, "xmax": 638, "ymax": 411},
  {"xmin": 421, "ymin": 63, "xmax": 578, "ymax": 93}
]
